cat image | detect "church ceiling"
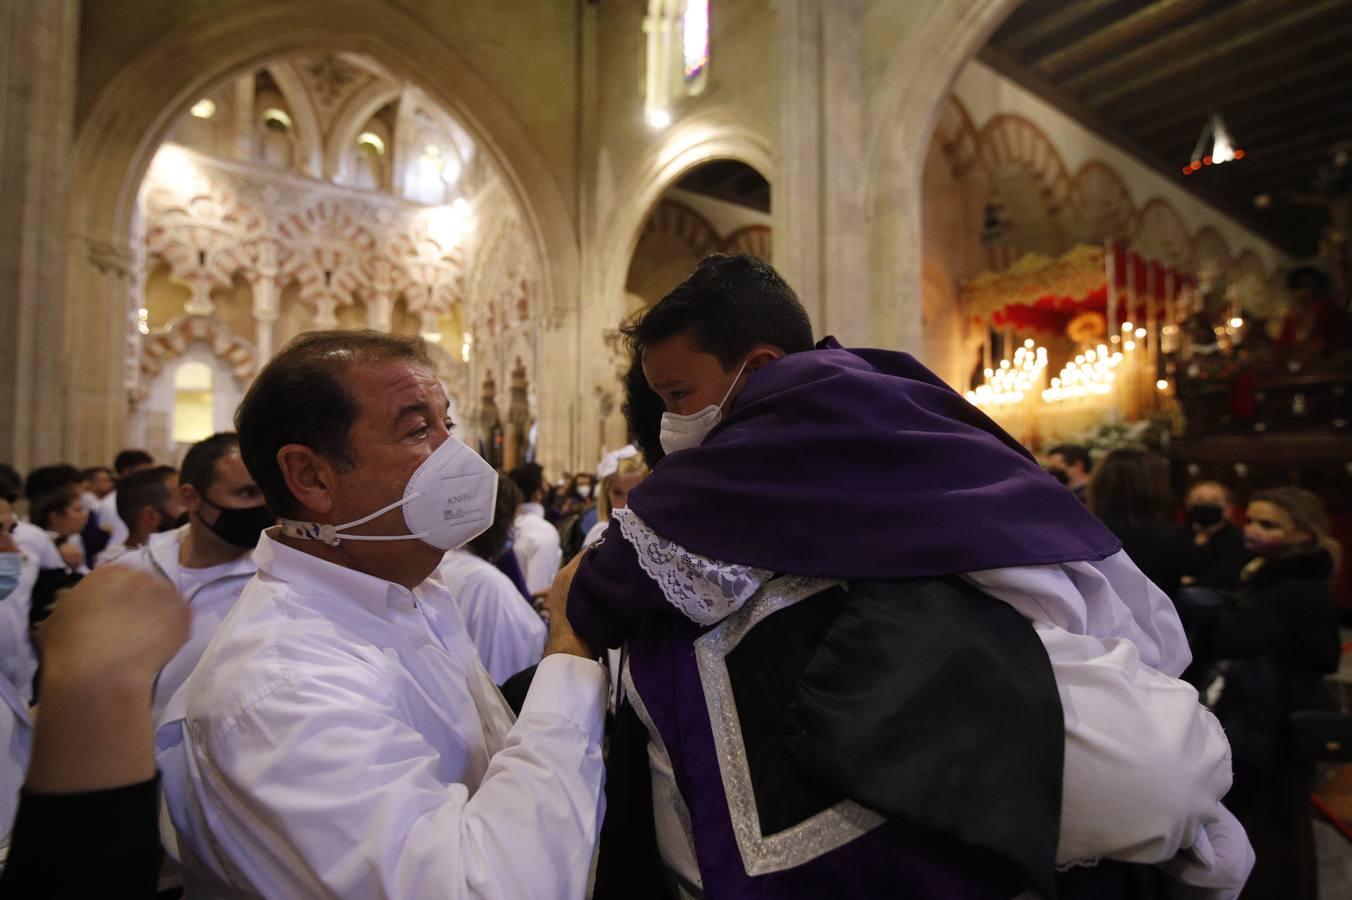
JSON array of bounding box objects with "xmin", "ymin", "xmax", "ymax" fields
[{"xmin": 983, "ymin": 0, "xmax": 1352, "ymax": 257}]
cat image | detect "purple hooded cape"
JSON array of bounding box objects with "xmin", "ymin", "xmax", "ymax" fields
[{"xmin": 570, "ymin": 338, "xmax": 1120, "ymax": 648}]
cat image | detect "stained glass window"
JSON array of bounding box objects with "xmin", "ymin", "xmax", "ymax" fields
[{"xmin": 682, "ymin": 0, "xmax": 709, "ymax": 84}]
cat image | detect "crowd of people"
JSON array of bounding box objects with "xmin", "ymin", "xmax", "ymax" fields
[
  {"xmin": 1037, "ymin": 441, "xmax": 1345, "ymax": 898},
  {"xmin": 0, "ymin": 252, "xmax": 1343, "ymax": 898}
]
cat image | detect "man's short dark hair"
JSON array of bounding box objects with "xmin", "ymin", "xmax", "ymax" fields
[
  {"xmin": 1048, "ymin": 444, "xmax": 1093, "ymax": 474},
  {"xmin": 31, "ymin": 491, "xmax": 81, "ymax": 530},
  {"xmin": 0, "ymin": 464, "xmax": 21, "ymax": 504},
  {"xmin": 621, "ymin": 253, "xmax": 814, "ymax": 369},
  {"xmin": 468, "ymin": 476, "xmax": 524, "ymax": 562},
  {"xmin": 24, "ymin": 465, "xmax": 82, "ymax": 502},
  {"xmin": 113, "ymin": 449, "xmax": 155, "ymax": 476},
  {"xmin": 180, "ymin": 433, "xmax": 241, "ymax": 496},
  {"xmin": 116, "ymin": 466, "xmax": 177, "ymax": 530},
  {"xmin": 81, "ymin": 466, "xmax": 112, "ymax": 483},
  {"xmin": 508, "ymin": 463, "xmax": 544, "ymax": 502},
  {"xmin": 236, "ymin": 330, "xmax": 433, "ymax": 517}
]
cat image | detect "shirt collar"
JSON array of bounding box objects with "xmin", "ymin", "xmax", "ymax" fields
[
  {"xmin": 520, "ymin": 502, "xmax": 546, "ymax": 519},
  {"xmin": 148, "ymin": 524, "xmax": 256, "ymax": 586},
  {"xmin": 253, "ymin": 527, "xmax": 420, "ymax": 620}
]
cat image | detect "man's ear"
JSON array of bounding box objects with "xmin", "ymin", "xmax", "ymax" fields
[
  {"xmin": 179, "ymin": 481, "xmax": 202, "ymax": 514},
  {"xmin": 136, "ymin": 505, "xmax": 162, "ymax": 534},
  {"xmin": 277, "ymin": 445, "xmax": 336, "ymax": 518}
]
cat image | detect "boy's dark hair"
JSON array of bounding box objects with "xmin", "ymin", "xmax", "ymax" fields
[
  {"xmin": 508, "ymin": 463, "xmax": 544, "ymax": 502},
  {"xmin": 468, "ymin": 476, "xmax": 525, "ymax": 562},
  {"xmin": 1048, "ymin": 444, "xmax": 1093, "ymax": 474},
  {"xmin": 621, "ymin": 254, "xmax": 814, "ymax": 369},
  {"xmin": 180, "ymin": 433, "xmax": 241, "ymax": 496},
  {"xmin": 0, "ymin": 464, "xmax": 22, "ymax": 503},
  {"xmin": 235, "ymin": 330, "xmax": 433, "ymax": 517},
  {"xmin": 81, "ymin": 466, "xmax": 113, "ymax": 483},
  {"xmin": 116, "ymin": 466, "xmax": 178, "ymax": 529},
  {"xmin": 24, "ymin": 465, "xmax": 82, "ymax": 502},
  {"xmin": 113, "ymin": 449, "xmax": 155, "ymax": 476}
]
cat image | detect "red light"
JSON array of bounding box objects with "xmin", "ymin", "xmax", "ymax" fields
[
  {"xmin": 1182, "ymin": 166, "xmax": 1192, "ymax": 175},
  {"xmin": 1233, "ymin": 149, "xmax": 1245, "ymax": 160},
  {"xmin": 1203, "ymin": 156, "xmax": 1213, "ymax": 165}
]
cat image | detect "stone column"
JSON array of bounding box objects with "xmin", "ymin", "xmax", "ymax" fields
[
  {"xmin": 251, "ymin": 275, "xmax": 280, "ymax": 363},
  {"xmin": 232, "ymin": 75, "xmax": 255, "ymax": 162},
  {"xmin": 771, "ymin": 0, "xmax": 824, "ymax": 328},
  {"xmin": 0, "ymin": 0, "xmax": 80, "ymax": 470},
  {"xmin": 819, "ymin": 0, "xmax": 870, "ymax": 346},
  {"xmin": 367, "ymin": 292, "xmax": 394, "ymax": 333}
]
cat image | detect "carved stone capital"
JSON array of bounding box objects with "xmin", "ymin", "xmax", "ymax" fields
[{"xmin": 84, "ymin": 239, "xmax": 135, "ymax": 279}]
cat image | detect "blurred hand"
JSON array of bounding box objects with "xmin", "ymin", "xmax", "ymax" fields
[
  {"xmin": 542, "ymin": 552, "xmax": 596, "ymax": 659},
  {"xmin": 38, "ymin": 565, "xmax": 190, "ymax": 690},
  {"xmin": 26, "ymin": 565, "xmax": 191, "ymax": 794},
  {"xmin": 57, "ymin": 541, "xmax": 84, "ymax": 570}
]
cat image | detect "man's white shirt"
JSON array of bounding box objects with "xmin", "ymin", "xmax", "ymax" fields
[
  {"xmin": 97, "ymin": 490, "xmax": 129, "ymax": 548},
  {"xmin": 436, "ymin": 549, "xmax": 546, "ymax": 683},
  {"xmin": 156, "ymin": 528, "xmax": 607, "ymax": 900},
  {"xmin": 512, "ymin": 502, "xmax": 562, "ymax": 596},
  {"xmin": 107, "ymin": 525, "xmax": 255, "ymax": 722}
]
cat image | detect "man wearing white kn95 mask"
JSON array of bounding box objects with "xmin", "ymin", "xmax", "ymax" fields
[{"xmin": 156, "ymin": 331, "xmax": 607, "ymax": 900}]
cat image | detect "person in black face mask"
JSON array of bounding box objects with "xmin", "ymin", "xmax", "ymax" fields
[
  {"xmin": 104, "ymin": 432, "xmax": 270, "ymax": 719},
  {"xmin": 1180, "ymin": 480, "xmax": 1251, "ymax": 593}
]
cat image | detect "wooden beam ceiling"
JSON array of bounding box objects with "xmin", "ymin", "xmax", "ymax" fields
[{"xmin": 983, "ymin": 0, "xmax": 1352, "ymax": 256}]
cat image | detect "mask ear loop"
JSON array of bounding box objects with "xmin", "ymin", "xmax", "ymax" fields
[
  {"xmin": 279, "ymin": 491, "xmax": 426, "ymax": 546},
  {"xmin": 717, "ymin": 359, "xmax": 751, "ymax": 413}
]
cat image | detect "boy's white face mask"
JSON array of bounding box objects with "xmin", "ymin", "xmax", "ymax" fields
[
  {"xmin": 658, "ymin": 359, "xmax": 748, "ymax": 456},
  {"xmin": 280, "ymin": 436, "xmax": 497, "ymax": 551}
]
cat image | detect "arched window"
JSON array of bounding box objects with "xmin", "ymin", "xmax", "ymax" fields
[
  {"xmin": 172, "ymin": 361, "xmax": 215, "ymax": 444},
  {"xmin": 645, "ymin": 0, "xmax": 709, "ymax": 127}
]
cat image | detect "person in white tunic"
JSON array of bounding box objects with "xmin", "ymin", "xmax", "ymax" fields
[
  {"xmin": 158, "ymin": 331, "xmax": 606, "ymax": 900},
  {"xmin": 508, "ymin": 462, "xmax": 563, "ymax": 598},
  {"xmin": 108, "ymin": 433, "xmax": 268, "ymax": 722},
  {"xmin": 437, "ymin": 477, "xmax": 546, "ymax": 683},
  {"xmin": 0, "ymin": 497, "xmax": 39, "ymax": 706}
]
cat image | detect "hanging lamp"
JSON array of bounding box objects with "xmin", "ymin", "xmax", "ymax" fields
[{"xmin": 1183, "ymin": 113, "xmax": 1244, "ymax": 175}]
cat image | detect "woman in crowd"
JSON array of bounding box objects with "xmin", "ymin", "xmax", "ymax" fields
[
  {"xmin": 582, "ymin": 446, "xmax": 648, "ymax": 549},
  {"xmin": 1087, "ymin": 447, "xmax": 1189, "ymax": 600},
  {"xmin": 1201, "ymin": 486, "xmax": 1342, "ymax": 900}
]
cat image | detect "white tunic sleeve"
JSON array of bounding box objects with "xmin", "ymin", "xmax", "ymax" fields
[
  {"xmin": 170, "ymin": 653, "xmax": 606, "ymax": 899},
  {"xmin": 1039, "ymin": 623, "xmax": 1251, "ymax": 896}
]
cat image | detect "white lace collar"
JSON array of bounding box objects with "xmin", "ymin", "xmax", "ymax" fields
[{"xmin": 611, "ymin": 506, "xmax": 774, "ymax": 626}]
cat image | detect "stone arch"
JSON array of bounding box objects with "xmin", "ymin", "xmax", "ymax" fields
[
  {"xmin": 642, "ymin": 199, "xmax": 721, "ymax": 257},
  {"xmin": 975, "ymin": 114, "xmax": 1073, "ymax": 266},
  {"xmin": 140, "ymin": 315, "xmax": 257, "ymax": 383},
  {"xmin": 66, "ymin": 0, "xmax": 578, "ymax": 462},
  {"xmin": 976, "ymin": 114, "xmax": 1073, "ymax": 211},
  {"xmin": 323, "ymin": 80, "xmax": 401, "ymax": 181},
  {"xmin": 594, "ymin": 110, "xmax": 774, "ymax": 322},
  {"xmin": 265, "ymin": 61, "xmax": 326, "ymax": 178},
  {"xmin": 1193, "ymin": 225, "xmax": 1232, "ymax": 289},
  {"xmin": 723, "ymin": 225, "xmax": 772, "ymax": 260},
  {"xmin": 1069, "ymin": 161, "xmax": 1136, "ymax": 246},
  {"xmin": 933, "ymin": 95, "xmax": 982, "ymax": 179},
  {"xmin": 863, "ymin": 0, "xmax": 1023, "ymax": 350},
  {"xmin": 1135, "ymin": 198, "xmax": 1195, "ymax": 270}
]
